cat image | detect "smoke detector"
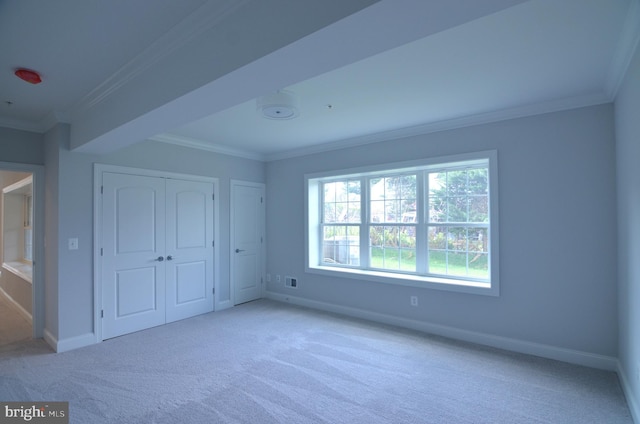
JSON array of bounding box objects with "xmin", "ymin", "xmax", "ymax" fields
[{"xmin": 257, "ymin": 90, "xmax": 299, "ymax": 120}]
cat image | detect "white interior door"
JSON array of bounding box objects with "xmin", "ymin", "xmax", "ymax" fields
[
  {"xmin": 231, "ymin": 182, "xmax": 264, "ymax": 305},
  {"xmin": 165, "ymin": 179, "xmax": 214, "ymax": 323},
  {"xmin": 101, "ymin": 173, "xmax": 166, "ymax": 339}
]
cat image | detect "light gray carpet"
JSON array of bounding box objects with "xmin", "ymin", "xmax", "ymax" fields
[{"xmin": 0, "ymin": 299, "xmax": 633, "ymax": 423}]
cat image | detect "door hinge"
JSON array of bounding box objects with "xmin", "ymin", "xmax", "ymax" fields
[
  {"xmin": 212, "ymin": 287, "xmax": 215, "ymax": 295},
  {"xmin": 261, "ymin": 196, "xmax": 263, "ymax": 204},
  {"xmin": 101, "ymin": 310, "xmax": 104, "ymax": 318},
  {"xmin": 212, "ymin": 240, "xmax": 215, "ymax": 247},
  {"xmin": 100, "ymin": 248, "xmax": 103, "ymax": 256},
  {"xmin": 101, "ymin": 186, "xmax": 104, "ymax": 194},
  {"xmin": 212, "ymin": 193, "xmax": 215, "ymax": 201}
]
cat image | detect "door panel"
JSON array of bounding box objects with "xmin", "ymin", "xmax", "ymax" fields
[
  {"xmin": 232, "ymin": 183, "xmax": 264, "ymax": 305},
  {"xmin": 165, "ymin": 179, "xmax": 214, "ymax": 323},
  {"xmin": 175, "ymin": 261, "xmax": 207, "ymax": 304},
  {"xmin": 116, "ymin": 267, "xmax": 159, "ymax": 316},
  {"xmin": 102, "ymin": 173, "xmax": 166, "ymax": 339}
]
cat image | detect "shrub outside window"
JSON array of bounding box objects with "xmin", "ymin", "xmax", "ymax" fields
[{"xmin": 306, "ymin": 151, "xmax": 499, "ymax": 296}]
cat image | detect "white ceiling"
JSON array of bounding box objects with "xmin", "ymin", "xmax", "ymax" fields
[{"xmin": 1, "ymin": 0, "xmax": 638, "ymax": 161}]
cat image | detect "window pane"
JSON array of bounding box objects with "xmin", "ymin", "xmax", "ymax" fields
[
  {"xmin": 469, "ymin": 195, "xmax": 488, "ymax": 223},
  {"xmin": 322, "ymin": 225, "xmax": 359, "ymax": 265},
  {"xmin": 448, "ymin": 196, "xmax": 468, "ymax": 222},
  {"xmin": 370, "ymin": 174, "xmax": 416, "ymax": 223},
  {"xmin": 429, "ymin": 167, "xmax": 488, "ymax": 224},
  {"xmin": 468, "ymin": 168, "xmax": 488, "ymax": 195},
  {"xmin": 428, "ymin": 172, "xmax": 446, "ymax": 222},
  {"xmin": 323, "ymin": 180, "xmax": 360, "ymax": 224},
  {"xmin": 370, "ymin": 226, "xmax": 416, "ymax": 272},
  {"xmin": 427, "ymin": 226, "xmax": 489, "ymax": 280}
]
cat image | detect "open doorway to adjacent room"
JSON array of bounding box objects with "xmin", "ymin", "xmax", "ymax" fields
[
  {"xmin": 0, "ymin": 170, "xmax": 33, "ymax": 345},
  {"xmin": 0, "ymin": 165, "xmax": 43, "ymax": 347}
]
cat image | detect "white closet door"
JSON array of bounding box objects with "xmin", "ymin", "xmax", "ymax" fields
[
  {"xmin": 101, "ymin": 173, "xmax": 166, "ymax": 339},
  {"xmin": 232, "ymin": 182, "xmax": 264, "ymax": 305},
  {"xmin": 165, "ymin": 178, "xmax": 214, "ymax": 323}
]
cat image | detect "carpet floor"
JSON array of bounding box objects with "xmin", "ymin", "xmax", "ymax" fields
[{"xmin": 0, "ymin": 299, "xmax": 633, "ymax": 423}]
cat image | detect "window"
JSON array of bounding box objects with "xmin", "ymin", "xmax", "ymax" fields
[{"xmin": 306, "ymin": 151, "xmax": 498, "ymax": 295}]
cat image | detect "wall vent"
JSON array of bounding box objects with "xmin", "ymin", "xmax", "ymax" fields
[{"xmin": 285, "ymin": 276, "xmax": 298, "ymax": 288}]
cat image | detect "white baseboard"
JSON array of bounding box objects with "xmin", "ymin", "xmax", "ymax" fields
[
  {"xmin": 266, "ymin": 291, "xmax": 618, "ymax": 371},
  {"xmin": 215, "ymin": 299, "xmax": 233, "ymax": 311},
  {"xmin": 0, "ymin": 285, "xmax": 32, "ymax": 325},
  {"xmin": 617, "ymin": 361, "xmax": 640, "ymax": 424},
  {"xmin": 43, "ymin": 328, "xmax": 57, "ymax": 351},
  {"xmin": 44, "ymin": 331, "xmax": 97, "ymax": 353}
]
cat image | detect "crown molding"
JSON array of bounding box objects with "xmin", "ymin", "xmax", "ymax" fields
[
  {"xmin": 264, "ymin": 92, "xmax": 612, "ymax": 162},
  {"xmin": 604, "ymin": 0, "xmax": 640, "ymax": 99},
  {"xmin": 149, "ymin": 133, "xmax": 265, "ymax": 161},
  {"xmin": 63, "ymin": 0, "xmax": 252, "ymax": 121}
]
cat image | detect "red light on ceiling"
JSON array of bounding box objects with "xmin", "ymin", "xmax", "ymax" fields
[{"xmin": 15, "ymin": 68, "xmax": 42, "ymax": 85}]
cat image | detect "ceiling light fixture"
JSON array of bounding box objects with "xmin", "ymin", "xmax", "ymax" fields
[
  {"xmin": 256, "ymin": 90, "xmax": 298, "ymax": 120},
  {"xmin": 15, "ymin": 68, "xmax": 42, "ymax": 85}
]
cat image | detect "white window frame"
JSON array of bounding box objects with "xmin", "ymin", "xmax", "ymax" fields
[{"xmin": 305, "ymin": 150, "xmax": 499, "ymax": 296}]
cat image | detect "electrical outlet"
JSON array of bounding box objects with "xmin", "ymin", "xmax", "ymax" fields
[{"xmin": 410, "ymin": 296, "xmax": 418, "ymax": 307}]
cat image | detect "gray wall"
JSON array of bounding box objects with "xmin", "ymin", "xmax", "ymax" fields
[
  {"xmin": 266, "ymin": 104, "xmax": 618, "ymax": 358},
  {"xmin": 615, "ymin": 40, "xmax": 640, "ymax": 418},
  {"xmin": 53, "ymin": 137, "xmax": 265, "ymax": 342},
  {"xmin": 0, "ymin": 127, "xmax": 43, "ymax": 165},
  {"xmin": 44, "ymin": 124, "xmax": 63, "ymax": 341}
]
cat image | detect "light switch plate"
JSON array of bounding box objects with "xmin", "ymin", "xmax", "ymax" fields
[{"xmin": 68, "ymin": 238, "xmax": 79, "ymax": 250}]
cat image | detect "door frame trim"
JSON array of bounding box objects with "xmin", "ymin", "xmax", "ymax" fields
[
  {"xmin": 230, "ymin": 180, "xmax": 265, "ymax": 306},
  {"xmin": 93, "ymin": 164, "xmax": 219, "ymax": 342},
  {"xmin": 0, "ymin": 162, "xmax": 44, "ymax": 340}
]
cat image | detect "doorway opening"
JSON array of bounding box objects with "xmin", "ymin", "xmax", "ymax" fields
[{"xmin": 0, "ymin": 170, "xmax": 33, "ymax": 346}]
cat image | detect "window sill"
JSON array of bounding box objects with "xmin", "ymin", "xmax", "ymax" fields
[
  {"xmin": 2, "ymin": 262, "xmax": 32, "ymax": 284},
  {"xmin": 307, "ymin": 265, "xmax": 498, "ymax": 296}
]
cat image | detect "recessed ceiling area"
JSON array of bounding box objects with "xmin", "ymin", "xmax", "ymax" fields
[{"xmin": 158, "ymin": 0, "xmax": 635, "ymax": 161}]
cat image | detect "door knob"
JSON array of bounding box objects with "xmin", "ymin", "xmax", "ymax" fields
[
  {"xmin": 235, "ymin": 249, "xmax": 245, "ymax": 253},
  {"xmin": 155, "ymin": 256, "xmax": 164, "ymax": 262},
  {"xmin": 166, "ymin": 255, "xmax": 173, "ymax": 261}
]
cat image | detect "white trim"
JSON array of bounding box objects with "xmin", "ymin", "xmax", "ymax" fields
[
  {"xmin": 145, "ymin": 93, "xmax": 612, "ymax": 163},
  {"xmin": 150, "ymin": 134, "xmax": 265, "ymax": 162},
  {"xmin": 44, "ymin": 330, "xmax": 98, "ymax": 354},
  {"xmin": 215, "ymin": 299, "xmax": 233, "ymax": 312},
  {"xmin": 54, "ymin": 332, "xmax": 96, "ymax": 353},
  {"xmin": 43, "ymin": 329, "xmax": 57, "ymax": 352},
  {"xmin": 0, "ymin": 284, "xmax": 32, "ymax": 324},
  {"xmin": 605, "ymin": 0, "xmax": 640, "ymax": 99},
  {"xmin": 617, "ymin": 361, "xmax": 640, "ymax": 424},
  {"xmin": 93, "ymin": 163, "xmax": 220, "ymax": 342},
  {"xmin": 266, "ymin": 292, "xmax": 618, "ymax": 371},
  {"xmin": 305, "ymin": 150, "xmax": 499, "ymax": 296},
  {"xmin": 63, "ymin": 0, "xmax": 252, "ymax": 124},
  {"xmin": 265, "ymin": 93, "xmax": 610, "ymax": 162},
  {"xmin": 0, "ymin": 162, "xmax": 44, "ymax": 340}
]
